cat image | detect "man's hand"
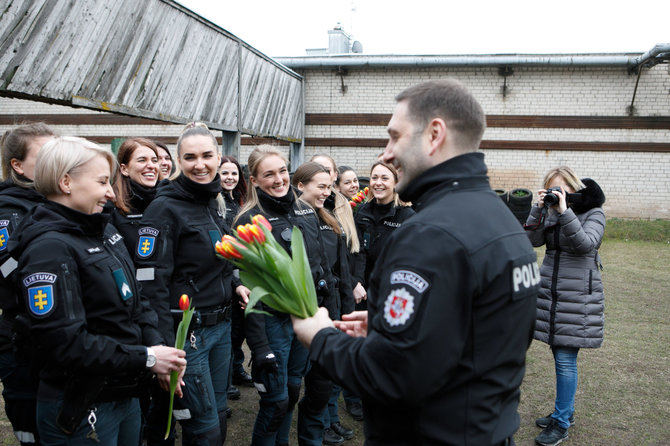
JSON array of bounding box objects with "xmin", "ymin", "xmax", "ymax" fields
[
  {"xmin": 334, "ymin": 311, "xmax": 368, "ymax": 338},
  {"xmin": 291, "ymin": 307, "xmax": 335, "ymax": 349}
]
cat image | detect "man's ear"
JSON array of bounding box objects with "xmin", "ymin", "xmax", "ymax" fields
[{"xmin": 426, "ymin": 118, "xmax": 447, "ymax": 156}]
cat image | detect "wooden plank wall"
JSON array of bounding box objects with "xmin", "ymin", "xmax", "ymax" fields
[{"xmin": 0, "ymin": 0, "xmax": 303, "ymax": 141}]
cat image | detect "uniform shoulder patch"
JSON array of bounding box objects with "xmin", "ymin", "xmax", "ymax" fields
[
  {"xmin": 390, "ymin": 269, "xmax": 430, "ymax": 294},
  {"xmin": 0, "ymin": 226, "xmax": 9, "ymax": 252},
  {"xmin": 23, "ymin": 272, "xmax": 58, "ymax": 317},
  {"xmin": 383, "ymin": 287, "xmax": 416, "ymax": 330},
  {"xmin": 137, "ymin": 227, "xmax": 159, "ymax": 258}
]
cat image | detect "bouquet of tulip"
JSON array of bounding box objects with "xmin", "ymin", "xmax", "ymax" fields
[
  {"xmin": 349, "ymin": 186, "xmax": 369, "ymax": 212},
  {"xmin": 165, "ymin": 294, "xmax": 195, "ymax": 439},
  {"xmin": 215, "ymin": 215, "xmax": 318, "ymax": 319}
]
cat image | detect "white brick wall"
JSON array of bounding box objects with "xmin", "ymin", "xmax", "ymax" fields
[
  {"xmin": 2, "ymin": 62, "xmax": 669, "ymax": 219},
  {"xmin": 297, "ymin": 64, "xmax": 670, "ymax": 219}
]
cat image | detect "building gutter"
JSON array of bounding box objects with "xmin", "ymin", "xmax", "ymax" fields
[{"xmin": 276, "ymin": 53, "xmax": 639, "ymax": 69}]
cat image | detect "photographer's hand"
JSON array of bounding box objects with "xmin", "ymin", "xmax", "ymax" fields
[
  {"xmin": 556, "ymin": 187, "xmax": 568, "ymax": 214},
  {"xmin": 537, "ymin": 189, "xmax": 547, "ymax": 208}
]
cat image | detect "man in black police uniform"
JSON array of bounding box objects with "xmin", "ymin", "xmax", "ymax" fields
[{"xmin": 292, "ymin": 79, "xmax": 538, "ymax": 445}]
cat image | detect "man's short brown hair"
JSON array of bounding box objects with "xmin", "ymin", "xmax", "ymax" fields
[{"xmin": 395, "ymin": 79, "xmax": 486, "ymax": 151}]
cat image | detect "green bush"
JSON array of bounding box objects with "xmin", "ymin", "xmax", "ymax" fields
[{"xmin": 604, "ymin": 218, "xmax": 670, "ymax": 242}]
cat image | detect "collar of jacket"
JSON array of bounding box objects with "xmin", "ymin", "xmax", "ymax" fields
[
  {"xmin": 128, "ymin": 180, "xmax": 157, "ymax": 213},
  {"xmin": 161, "ymin": 173, "xmax": 222, "ymax": 204},
  {"xmin": 256, "ymin": 186, "xmax": 296, "ymax": 214},
  {"xmin": 400, "ymin": 152, "xmax": 490, "ymax": 211},
  {"xmin": 0, "ymin": 179, "xmax": 43, "ymax": 202},
  {"xmin": 570, "ymin": 178, "xmax": 606, "ymax": 214},
  {"xmin": 357, "ymin": 199, "xmax": 397, "ymax": 222}
]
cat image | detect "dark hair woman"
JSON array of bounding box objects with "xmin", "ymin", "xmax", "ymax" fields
[
  {"xmin": 10, "ymin": 136, "xmax": 185, "ymax": 444},
  {"xmin": 154, "ymin": 141, "xmax": 175, "ymax": 181},
  {"xmin": 0, "ymin": 122, "xmax": 55, "ymax": 445},
  {"xmin": 218, "ymin": 155, "xmax": 254, "ymax": 391},
  {"xmin": 235, "ymin": 146, "xmax": 335, "ymax": 445},
  {"xmin": 525, "ymin": 166, "xmax": 606, "ymax": 446},
  {"xmin": 353, "ymin": 161, "xmax": 415, "ymax": 306},
  {"xmin": 107, "ymin": 137, "xmax": 160, "ymax": 255},
  {"xmin": 291, "ymin": 161, "xmax": 357, "ymax": 443},
  {"xmin": 136, "ymin": 123, "xmax": 248, "ymax": 445}
]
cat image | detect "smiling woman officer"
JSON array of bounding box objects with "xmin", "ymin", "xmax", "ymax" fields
[
  {"xmin": 8, "ymin": 136, "xmax": 186, "ymax": 445},
  {"xmin": 136, "ymin": 123, "xmax": 249, "ymax": 446}
]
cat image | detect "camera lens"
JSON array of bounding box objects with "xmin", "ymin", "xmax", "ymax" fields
[{"xmin": 544, "ymin": 193, "xmax": 558, "ymax": 206}]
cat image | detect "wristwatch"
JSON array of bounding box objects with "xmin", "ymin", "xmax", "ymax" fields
[{"xmin": 146, "ymin": 347, "xmax": 156, "ymax": 368}]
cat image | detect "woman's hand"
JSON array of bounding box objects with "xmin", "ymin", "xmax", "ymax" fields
[
  {"xmin": 152, "ymin": 346, "xmax": 187, "ymax": 397},
  {"xmin": 236, "ymin": 285, "xmax": 251, "ymax": 309},
  {"xmin": 353, "ymin": 282, "xmax": 367, "ymax": 304}
]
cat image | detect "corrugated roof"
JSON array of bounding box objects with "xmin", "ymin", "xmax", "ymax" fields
[{"xmin": 0, "ymin": 0, "xmax": 303, "ymax": 142}]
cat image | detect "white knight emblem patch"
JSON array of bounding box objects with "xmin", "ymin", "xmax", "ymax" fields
[{"xmin": 384, "ymin": 288, "xmax": 415, "ymax": 327}]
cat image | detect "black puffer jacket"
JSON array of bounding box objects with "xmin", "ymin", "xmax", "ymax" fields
[
  {"xmin": 105, "ymin": 180, "xmax": 157, "ymax": 256},
  {"xmin": 8, "ymin": 200, "xmax": 162, "ymax": 390},
  {"xmin": 353, "ymin": 199, "xmax": 415, "ymax": 287},
  {"xmin": 525, "ymin": 178, "xmax": 606, "ymax": 348},
  {"xmin": 135, "ymin": 174, "xmax": 236, "ymax": 345},
  {"xmin": 0, "ymin": 180, "xmax": 43, "ymax": 349},
  {"xmin": 237, "ymin": 187, "xmax": 334, "ymax": 354}
]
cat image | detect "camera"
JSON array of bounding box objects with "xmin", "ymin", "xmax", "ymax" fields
[{"xmin": 544, "ymin": 187, "xmax": 581, "ymax": 207}]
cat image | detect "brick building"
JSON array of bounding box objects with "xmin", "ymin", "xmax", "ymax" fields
[{"xmin": 2, "ymin": 48, "xmax": 669, "ymax": 219}]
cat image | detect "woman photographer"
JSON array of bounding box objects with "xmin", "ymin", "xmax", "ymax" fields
[{"xmin": 524, "ymin": 166, "xmax": 606, "ymax": 446}]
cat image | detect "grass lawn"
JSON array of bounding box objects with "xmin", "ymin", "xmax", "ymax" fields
[{"xmin": 0, "ymin": 239, "xmax": 667, "ymax": 445}]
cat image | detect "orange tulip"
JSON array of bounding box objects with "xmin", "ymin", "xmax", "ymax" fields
[
  {"xmin": 216, "ymin": 236, "xmax": 244, "ymax": 259},
  {"xmin": 237, "ymin": 224, "xmax": 254, "ymax": 243},
  {"xmin": 252, "ymin": 214, "xmax": 273, "ymax": 231},
  {"xmin": 179, "ymin": 294, "xmax": 190, "ymax": 311},
  {"xmin": 249, "ymin": 224, "xmax": 266, "ymax": 244}
]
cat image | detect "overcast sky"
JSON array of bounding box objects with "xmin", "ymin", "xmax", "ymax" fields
[{"xmin": 179, "ymin": 0, "xmax": 669, "ymax": 58}]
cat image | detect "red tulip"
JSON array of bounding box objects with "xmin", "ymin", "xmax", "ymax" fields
[
  {"xmin": 216, "ymin": 235, "xmax": 244, "ymax": 259},
  {"xmin": 252, "ymin": 215, "xmax": 272, "ymax": 231},
  {"xmin": 249, "ymin": 224, "xmax": 266, "ymax": 243},
  {"xmin": 237, "ymin": 224, "xmax": 254, "ymax": 243},
  {"xmin": 179, "ymin": 294, "xmax": 190, "ymax": 311}
]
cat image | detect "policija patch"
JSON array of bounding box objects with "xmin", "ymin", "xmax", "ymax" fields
[{"xmin": 23, "ymin": 272, "xmax": 57, "ymax": 317}]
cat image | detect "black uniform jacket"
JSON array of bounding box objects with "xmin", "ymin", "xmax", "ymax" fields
[
  {"xmin": 223, "ymin": 190, "xmax": 242, "ymax": 229},
  {"xmin": 309, "ymin": 152, "xmax": 538, "ymax": 445},
  {"xmin": 135, "ymin": 174, "xmax": 235, "ymax": 345},
  {"xmin": 105, "ymin": 180, "xmax": 157, "ymax": 256},
  {"xmin": 317, "ymin": 201, "xmax": 355, "ymax": 318},
  {"xmin": 8, "ymin": 200, "xmax": 162, "ymax": 392},
  {"xmin": 0, "ymin": 180, "xmax": 43, "ymax": 344},
  {"xmin": 237, "ymin": 187, "xmax": 334, "ymax": 354},
  {"xmin": 353, "ymin": 199, "xmax": 415, "ymax": 288}
]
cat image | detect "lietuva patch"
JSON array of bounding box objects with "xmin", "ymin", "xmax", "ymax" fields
[
  {"xmin": 0, "ymin": 226, "xmax": 8, "ymax": 252},
  {"xmin": 137, "ymin": 227, "xmax": 158, "ymax": 258},
  {"xmin": 383, "ymin": 287, "xmax": 415, "ymax": 328},
  {"xmin": 23, "ymin": 272, "xmax": 57, "ymax": 317}
]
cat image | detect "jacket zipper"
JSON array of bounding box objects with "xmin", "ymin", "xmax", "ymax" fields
[{"xmin": 60, "ymin": 263, "xmax": 76, "ymax": 320}]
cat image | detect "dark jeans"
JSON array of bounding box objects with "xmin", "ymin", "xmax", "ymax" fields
[
  {"xmin": 0, "ymin": 349, "xmax": 40, "ymax": 445},
  {"xmin": 37, "ymin": 397, "xmax": 140, "ymax": 446},
  {"xmin": 251, "ymin": 315, "xmax": 309, "ymax": 446}
]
